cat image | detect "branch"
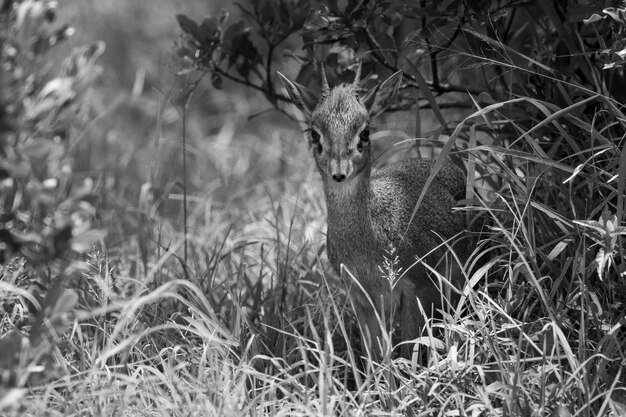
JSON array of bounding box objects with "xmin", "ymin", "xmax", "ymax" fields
[
  {"xmin": 211, "ymin": 65, "xmax": 291, "ymax": 104},
  {"xmin": 386, "ymin": 100, "xmax": 483, "ymax": 113},
  {"xmin": 265, "ymin": 43, "xmax": 275, "ymax": 101},
  {"xmin": 363, "ymin": 26, "xmax": 484, "ymax": 96}
]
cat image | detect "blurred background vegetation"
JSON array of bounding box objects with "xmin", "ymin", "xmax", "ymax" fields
[{"xmin": 1, "ymin": 0, "xmax": 625, "ymax": 415}]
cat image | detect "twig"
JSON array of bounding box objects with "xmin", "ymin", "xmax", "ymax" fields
[{"xmin": 211, "ymin": 65, "xmax": 291, "ymax": 103}]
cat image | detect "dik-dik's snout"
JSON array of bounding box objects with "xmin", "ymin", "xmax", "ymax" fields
[
  {"xmin": 329, "ymin": 158, "xmax": 352, "ymax": 182},
  {"xmin": 332, "ymin": 173, "xmax": 346, "ymax": 182}
]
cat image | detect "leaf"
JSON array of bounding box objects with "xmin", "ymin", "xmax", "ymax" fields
[
  {"xmin": 198, "ymin": 16, "xmax": 219, "ymax": 44},
  {"xmin": 0, "ymin": 330, "xmax": 24, "ymax": 367},
  {"xmin": 610, "ymin": 399, "xmax": 626, "ymax": 416},
  {"xmin": 552, "ymin": 405, "xmax": 573, "ymax": 417},
  {"xmin": 217, "ymin": 8, "xmax": 229, "ymax": 25},
  {"xmin": 477, "ymin": 92, "xmax": 495, "ymax": 104},
  {"xmin": 70, "ymin": 229, "xmax": 106, "ymax": 253},
  {"xmin": 548, "ymin": 240, "xmax": 570, "ymax": 261},
  {"xmin": 325, "ymin": 0, "xmax": 341, "ymax": 15},
  {"xmin": 222, "ymin": 19, "xmax": 246, "ymax": 47},
  {"xmin": 50, "ymin": 289, "xmax": 78, "ymax": 317},
  {"xmin": 596, "ymin": 248, "xmax": 611, "ymax": 281},
  {"xmin": 176, "ymin": 14, "xmax": 198, "ymax": 39},
  {"xmin": 583, "ymin": 13, "xmax": 604, "ymax": 24},
  {"xmin": 291, "ymin": 4, "xmax": 308, "ymax": 30},
  {"xmin": 222, "ymin": 20, "xmax": 247, "ymax": 63},
  {"xmin": 228, "ymin": 31, "xmax": 261, "ymax": 77},
  {"xmin": 211, "ymin": 72, "xmax": 223, "ymax": 89},
  {"xmin": 0, "ymin": 389, "xmax": 27, "ymax": 410},
  {"xmin": 22, "ymin": 140, "xmax": 53, "ymax": 160},
  {"xmin": 60, "ymin": 42, "xmax": 106, "ymax": 91},
  {"xmin": 1, "ymin": 0, "xmax": 13, "ymax": 14},
  {"xmin": 9, "ymin": 229, "xmax": 43, "ymax": 245},
  {"xmin": 491, "ymin": 8, "xmax": 508, "ymax": 21},
  {"xmin": 602, "ymin": 7, "xmax": 626, "ymax": 25},
  {"xmin": 563, "ymin": 163, "xmax": 585, "ymax": 184},
  {"xmin": 26, "ymin": 76, "xmax": 76, "ymax": 120}
]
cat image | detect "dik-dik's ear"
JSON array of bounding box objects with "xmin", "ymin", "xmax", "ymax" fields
[
  {"xmin": 277, "ymin": 72, "xmax": 316, "ymax": 118},
  {"xmin": 363, "ymin": 71, "xmax": 402, "ymax": 117}
]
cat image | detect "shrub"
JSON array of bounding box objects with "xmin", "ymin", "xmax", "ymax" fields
[
  {"xmin": 0, "ymin": 0, "xmax": 105, "ymax": 403},
  {"xmin": 176, "ymin": 0, "xmax": 626, "ymax": 414}
]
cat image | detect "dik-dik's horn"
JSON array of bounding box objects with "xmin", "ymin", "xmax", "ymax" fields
[
  {"xmin": 352, "ymin": 61, "xmax": 362, "ymax": 87},
  {"xmin": 320, "ymin": 63, "xmax": 330, "ymax": 99}
]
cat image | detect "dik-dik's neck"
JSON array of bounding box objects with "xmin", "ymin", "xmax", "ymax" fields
[{"xmin": 322, "ymin": 170, "xmax": 374, "ymax": 238}]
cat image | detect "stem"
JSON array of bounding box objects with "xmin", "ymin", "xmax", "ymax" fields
[
  {"xmin": 363, "ymin": 27, "xmax": 484, "ymax": 96},
  {"xmin": 211, "ymin": 65, "xmax": 291, "ymax": 104},
  {"xmin": 179, "ymin": 74, "xmax": 203, "ymax": 276},
  {"xmin": 181, "ymin": 92, "xmax": 188, "ymax": 271},
  {"xmin": 266, "ymin": 43, "xmax": 275, "ymax": 99}
]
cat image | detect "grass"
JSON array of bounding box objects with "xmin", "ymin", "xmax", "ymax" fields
[
  {"xmin": 1, "ymin": 0, "xmax": 626, "ymax": 416},
  {"xmin": 3, "ymin": 96, "xmax": 624, "ymax": 415}
]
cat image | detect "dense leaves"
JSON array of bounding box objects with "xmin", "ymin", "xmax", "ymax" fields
[
  {"xmin": 1, "ymin": 1, "xmax": 105, "ymax": 264},
  {"xmin": 176, "ymin": 1, "xmax": 626, "ymax": 266},
  {"xmin": 175, "ymin": 0, "xmax": 626, "ymax": 414},
  {"xmin": 0, "ymin": 0, "xmax": 104, "ymax": 402}
]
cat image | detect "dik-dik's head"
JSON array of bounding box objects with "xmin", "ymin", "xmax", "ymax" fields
[{"xmin": 277, "ymin": 64, "xmax": 402, "ymax": 183}]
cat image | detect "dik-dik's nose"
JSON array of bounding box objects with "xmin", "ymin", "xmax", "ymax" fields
[{"xmin": 329, "ymin": 159, "xmax": 350, "ymax": 182}]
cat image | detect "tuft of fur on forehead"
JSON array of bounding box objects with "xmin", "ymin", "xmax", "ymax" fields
[{"xmin": 311, "ymin": 84, "xmax": 368, "ymax": 128}]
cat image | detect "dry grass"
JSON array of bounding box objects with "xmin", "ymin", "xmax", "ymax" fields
[{"xmin": 1, "ymin": 1, "xmax": 625, "ymax": 416}]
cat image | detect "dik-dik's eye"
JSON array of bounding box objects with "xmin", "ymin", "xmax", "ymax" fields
[
  {"xmin": 356, "ymin": 127, "xmax": 370, "ymax": 152},
  {"xmin": 309, "ymin": 129, "xmax": 323, "ymax": 155},
  {"xmin": 310, "ymin": 129, "xmax": 321, "ymax": 144},
  {"xmin": 359, "ymin": 128, "xmax": 370, "ymax": 142}
]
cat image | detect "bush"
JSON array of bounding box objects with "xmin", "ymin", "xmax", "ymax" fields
[
  {"xmin": 0, "ymin": 0, "xmax": 105, "ymax": 402},
  {"xmin": 176, "ymin": 0, "xmax": 626, "ymax": 414}
]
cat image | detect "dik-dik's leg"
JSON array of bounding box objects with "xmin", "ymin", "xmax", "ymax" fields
[
  {"xmin": 398, "ymin": 291, "xmax": 422, "ymax": 359},
  {"xmin": 398, "ymin": 283, "xmax": 444, "ymax": 359},
  {"xmin": 351, "ymin": 296, "xmax": 391, "ymax": 362}
]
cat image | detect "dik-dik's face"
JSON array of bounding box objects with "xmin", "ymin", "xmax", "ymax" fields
[
  {"xmin": 277, "ymin": 66, "xmax": 402, "ymax": 183},
  {"xmin": 308, "ymin": 85, "xmax": 372, "ymax": 183}
]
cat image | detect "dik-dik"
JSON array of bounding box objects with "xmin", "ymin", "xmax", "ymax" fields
[{"xmin": 277, "ymin": 64, "xmax": 465, "ymax": 359}]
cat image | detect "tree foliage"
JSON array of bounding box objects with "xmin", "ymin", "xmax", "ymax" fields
[
  {"xmin": 176, "ymin": 0, "xmax": 626, "ymax": 284},
  {"xmin": 176, "ymin": 0, "xmax": 626, "ymax": 109},
  {"xmin": 176, "ymin": 1, "xmax": 626, "ymax": 412},
  {"xmin": 0, "ymin": 0, "xmax": 105, "ymax": 394},
  {"xmin": 0, "ymin": 0, "xmax": 105, "ymax": 265}
]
